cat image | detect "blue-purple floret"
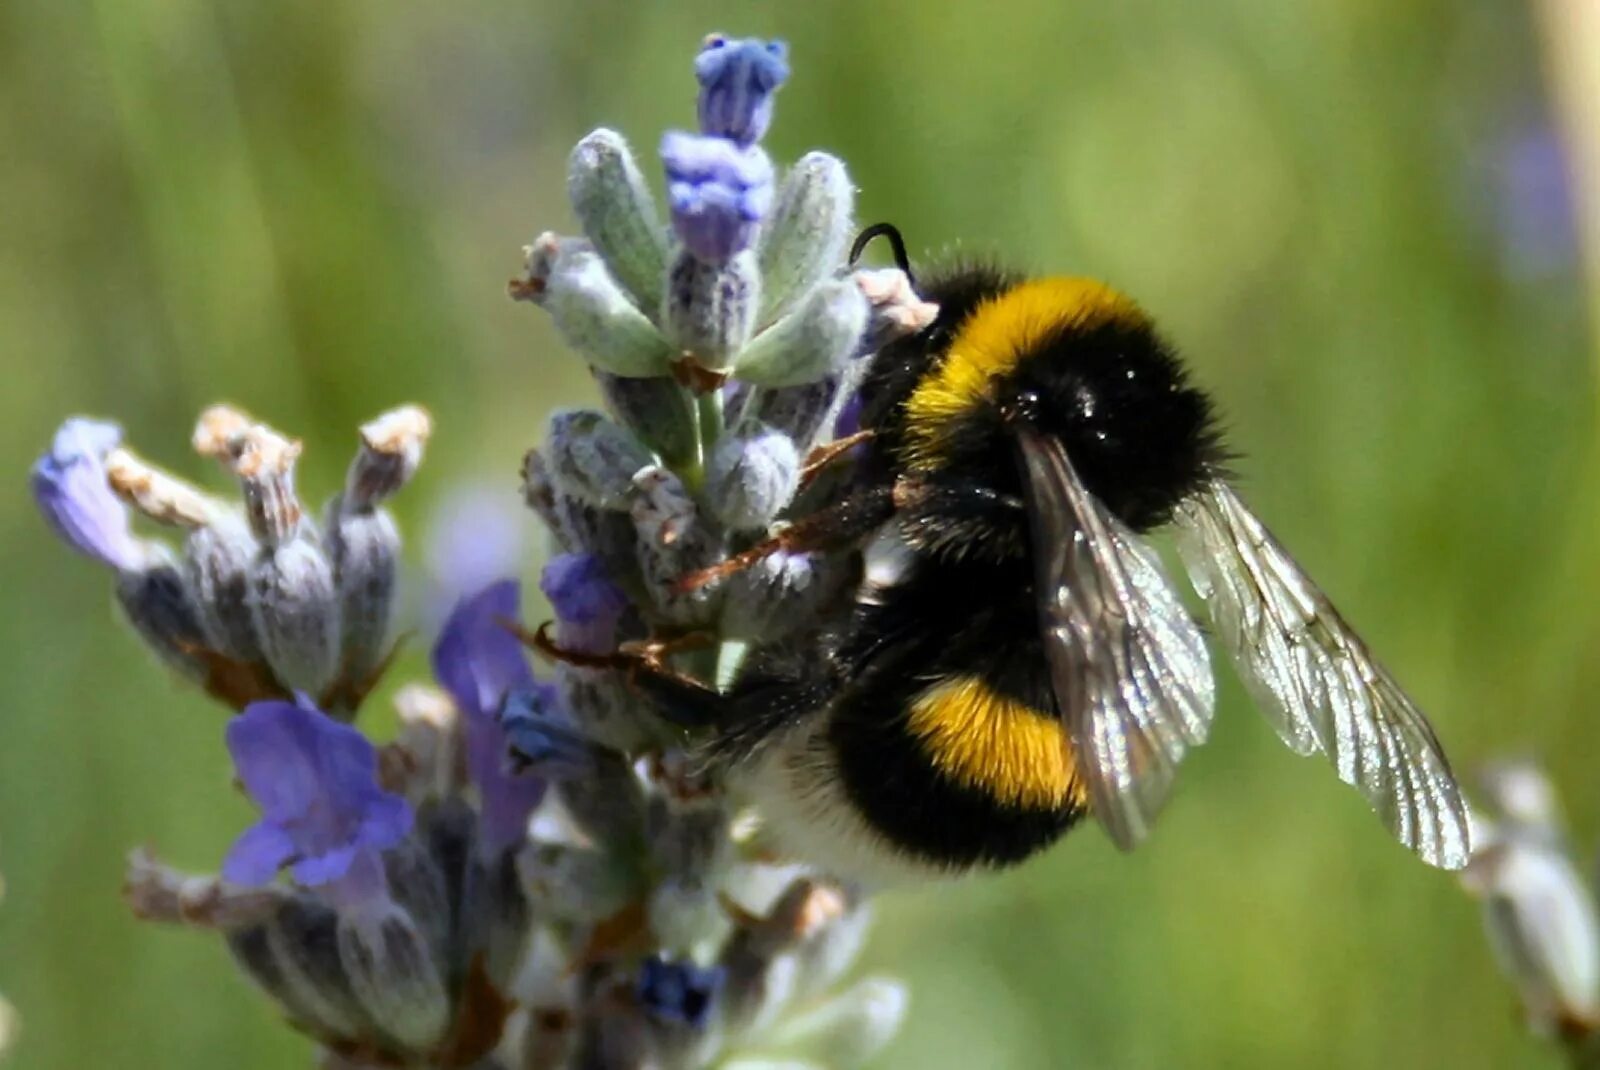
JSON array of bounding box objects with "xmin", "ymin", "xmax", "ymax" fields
[
  {"xmin": 432, "ymin": 581, "xmax": 550, "ymax": 854},
  {"xmin": 637, "ymin": 955, "xmax": 727, "ymax": 1031},
  {"xmin": 223, "ymin": 699, "xmax": 412, "ymax": 902},
  {"xmin": 540, "ymin": 551, "xmax": 630, "ymax": 654},
  {"xmin": 30, "ymin": 417, "xmax": 142, "ymax": 570},
  {"xmin": 695, "ymin": 35, "xmax": 789, "ymax": 147},
  {"xmin": 661, "ymin": 132, "xmax": 774, "ymax": 264}
]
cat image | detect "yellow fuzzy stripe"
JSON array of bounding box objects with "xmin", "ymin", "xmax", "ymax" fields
[
  {"xmin": 902, "ymin": 277, "xmax": 1145, "ymax": 470},
  {"xmin": 905, "ymin": 675, "xmax": 1085, "ymax": 810}
]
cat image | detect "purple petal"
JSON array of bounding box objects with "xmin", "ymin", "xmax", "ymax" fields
[
  {"xmin": 289, "ymin": 842, "xmax": 360, "ymax": 887},
  {"xmin": 226, "ymin": 701, "xmax": 326, "ymax": 819},
  {"xmin": 499, "ymin": 688, "xmax": 605, "ymax": 781},
  {"xmin": 466, "ymin": 713, "xmax": 547, "ymax": 857},
  {"xmin": 223, "ymin": 699, "xmax": 415, "ymax": 891},
  {"xmin": 432, "ymin": 581, "xmax": 536, "ymax": 719},
  {"xmin": 31, "ymin": 417, "xmax": 143, "ymax": 570},
  {"xmin": 660, "ymin": 133, "xmax": 773, "ymax": 263},
  {"xmin": 540, "ymin": 553, "xmax": 630, "ymax": 655},
  {"xmin": 222, "ymin": 821, "xmax": 299, "ymax": 886},
  {"xmin": 355, "ymin": 791, "xmax": 415, "ymax": 854},
  {"xmin": 695, "ymin": 36, "xmax": 789, "ymax": 147}
]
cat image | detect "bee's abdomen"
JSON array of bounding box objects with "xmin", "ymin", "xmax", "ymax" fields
[{"xmin": 829, "ymin": 666, "xmax": 1086, "ymax": 870}]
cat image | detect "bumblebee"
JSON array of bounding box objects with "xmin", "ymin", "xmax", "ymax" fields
[{"xmin": 604, "ymin": 224, "xmax": 1473, "ymax": 885}]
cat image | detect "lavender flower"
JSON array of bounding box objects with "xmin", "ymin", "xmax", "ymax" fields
[
  {"xmin": 431, "ymin": 580, "xmax": 549, "ymax": 856},
  {"xmin": 49, "ymin": 31, "xmax": 910, "ymax": 1070},
  {"xmin": 31, "ymin": 417, "xmax": 143, "ymax": 570},
  {"xmin": 540, "ymin": 552, "xmax": 630, "ymax": 654},
  {"xmin": 662, "ymin": 132, "xmax": 774, "ymax": 265},
  {"xmin": 223, "ymin": 699, "xmax": 413, "ymax": 907},
  {"xmin": 695, "ymin": 35, "xmax": 789, "ymax": 147}
]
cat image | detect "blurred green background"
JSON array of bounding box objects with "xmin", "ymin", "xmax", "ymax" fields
[{"xmin": 2, "ymin": 1, "xmax": 1597, "ymax": 1067}]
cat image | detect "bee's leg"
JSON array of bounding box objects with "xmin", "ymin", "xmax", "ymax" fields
[
  {"xmin": 798, "ymin": 430, "xmax": 874, "ymax": 490},
  {"xmin": 676, "ymin": 482, "xmax": 897, "ymax": 592}
]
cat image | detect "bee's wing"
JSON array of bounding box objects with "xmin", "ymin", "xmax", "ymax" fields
[
  {"xmin": 1016, "ymin": 431, "xmax": 1216, "ymax": 851},
  {"xmin": 1172, "ymin": 480, "xmax": 1473, "ymax": 870}
]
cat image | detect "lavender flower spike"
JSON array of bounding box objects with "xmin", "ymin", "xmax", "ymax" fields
[
  {"xmin": 662, "ymin": 132, "xmax": 774, "ymax": 265},
  {"xmin": 223, "ymin": 700, "xmax": 413, "ymax": 909},
  {"xmin": 432, "ymin": 580, "xmax": 548, "ymax": 855},
  {"xmin": 31, "ymin": 417, "xmax": 144, "ymax": 570},
  {"xmin": 696, "ymin": 35, "xmax": 790, "ymax": 147}
]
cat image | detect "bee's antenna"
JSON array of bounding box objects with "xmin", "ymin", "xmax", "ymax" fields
[{"xmin": 850, "ymin": 222, "xmax": 915, "ymax": 286}]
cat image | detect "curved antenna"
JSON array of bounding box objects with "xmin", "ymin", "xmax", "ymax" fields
[{"xmin": 849, "ymin": 222, "xmax": 915, "ymax": 286}]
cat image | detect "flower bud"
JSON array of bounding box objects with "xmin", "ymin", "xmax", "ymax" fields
[
  {"xmin": 513, "ymin": 232, "xmax": 676, "ymax": 378},
  {"xmin": 543, "ymin": 410, "xmax": 655, "ymax": 511},
  {"xmin": 104, "ymin": 447, "xmax": 223, "ymax": 529},
  {"xmin": 664, "ymin": 249, "xmax": 761, "ymax": 370},
  {"xmin": 222, "ymin": 423, "xmax": 305, "ymax": 548},
  {"xmin": 695, "ymin": 36, "xmax": 789, "ymax": 147},
  {"xmin": 249, "ymin": 536, "xmax": 342, "ymax": 700},
  {"xmin": 31, "ymin": 417, "xmax": 145, "ymax": 571},
  {"xmin": 232, "ymin": 896, "xmax": 370, "ymax": 1041},
  {"xmin": 758, "ymin": 152, "xmax": 854, "ymax": 322},
  {"xmin": 183, "ymin": 511, "xmax": 266, "ymax": 662},
  {"xmin": 594, "ymin": 372, "xmax": 699, "ymax": 469},
  {"xmin": 323, "ymin": 503, "xmax": 399, "ymax": 707},
  {"xmin": 115, "ymin": 553, "xmax": 212, "ymax": 683},
  {"xmin": 500, "ymin": 688, "xmax": 610, "ymax": 782},
  {"xmin": 661, "ymin": 133, "xmax": 773, "ymax": 266},
  {"xmin": 345, "ymin": 405, "xmax": 430, "ymax": 511},
  {"xmin": 523, "ymin": 448, "xmax": 644, "ymax": 592},
  {"xmin": 336, "ymin": 900, "xmax": 451, "ymax": 1050},
  {"xmin": 734, "ymin": 277, "xmax": 868, "ymax": 388},
  {"xmin": 569, "ymin": 129, "xmax": 669, "ymax": 315},
  {"xmin": 705, "ymin": 422, "xmax": 801, "ymax": 531},
  {"xmin": 631, "ymin": 466, "xmax": 724, "ymax": 627}
]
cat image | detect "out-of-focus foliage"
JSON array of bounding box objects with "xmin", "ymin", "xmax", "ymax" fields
[{"xmin": 0, "ymin": 1, "xmax": 1594, "ymax": 1068}]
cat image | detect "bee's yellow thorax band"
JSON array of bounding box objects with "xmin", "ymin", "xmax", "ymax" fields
[
  {"xmin": 901, "ymin": 277, "xmax": 1144, "ymax": 470},
  {"xmin": 905, "ymin": 675, "xmax": 1085, "ymax": 809}
]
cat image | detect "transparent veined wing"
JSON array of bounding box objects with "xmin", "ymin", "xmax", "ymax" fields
[
  {"xmin": 1016, "ymin": 430, "xmax": 1216, "ymax": 851},
  {"xmin": 1173, "ymin": 479, "xmax": 1473, "ymax": 870}
]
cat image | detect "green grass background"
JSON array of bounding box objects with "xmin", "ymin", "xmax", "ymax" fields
[{"xmin": 2, "ymin": 2, "xmax": 1597, "ymax": 1067}]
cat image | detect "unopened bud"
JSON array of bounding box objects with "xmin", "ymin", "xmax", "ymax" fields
[
  {"xmin": 115, "ymin": 554, "xmax": 211, "ymax": 683},
  {"xmin": 758, "ymin": 151, "xmax": 854, "ymax": 323},
  {"xmin": 569, "ymin": 129, "xmax": 670, "ymax": 315},
  {"xmin": 324, "ymin": 501, "xmax": 400, "ymax": 705},
  {"xmin": 183, "ymin": 511, "xmax": 265, "ymax": 662},
  {"xmin": 733, "ymin": 277, "xmax": 868, "ymax": 388},
  {"xmin": 345, "ymin": 405, "xmax": 430, "ymax": 511},
  {"xmin": 192, "ymin": 404, "xmax": 253, "ymax": 461},
  {"xmin": 224, "ymin": 424, "xmax": 306, "ymax": 547},
  {"xmin": 705, "ymin": 422, "xmax": 800, "ymax": 531},
  {"xmin": 664, "ymin": 249, "xmax": 761, "ymax": 370},
  {"xmin": 336, "ymin": 901, "xmax": 451, "ymax": 1051},
  {"xmin": 544, "ymin": 410, "xmax": 655, "ymax": 511},
  {"xmin": 249, "ymin": 535, "xmax": 342, "ymax": 699},
  {"xmin": 104, "ymin": 448, "xmax": 221, "ymax": 528},
  {"xmin": 514, "ymin": 232, "xmax": 676, "ymax": 378}
]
